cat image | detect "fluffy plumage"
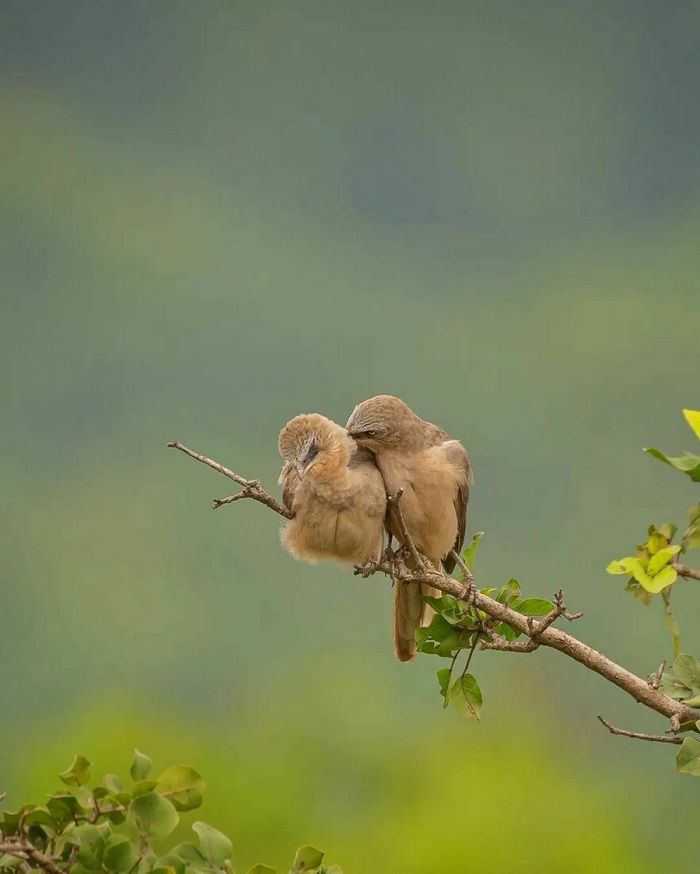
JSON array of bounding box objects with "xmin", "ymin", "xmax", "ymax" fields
[
  {"xmin": 346, "ymin": 395, "xmax": 473, "ymax": 661},
  {"xmin": 277, "ymin": 413, "xmax": 386, "ymax": 565}
]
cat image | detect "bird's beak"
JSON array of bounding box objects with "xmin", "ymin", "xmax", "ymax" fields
[{"xmin": 347, "ymin": 430, "xmax": 362, "ymax": 440}]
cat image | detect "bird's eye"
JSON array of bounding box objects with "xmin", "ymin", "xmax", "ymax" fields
[{"xmin": 364, "ymin": 429, "xmax": 377, "ymax": 438}]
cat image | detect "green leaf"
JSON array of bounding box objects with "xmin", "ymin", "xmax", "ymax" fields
[
  {"xmin": 169, "ymin": 843, "xmax": 207, "ymax": 865},
  {"xmin": 157, "ymin": 766, "xmax": 205, "ymax": 812},
  {"xmin": 644, "ymin": 448, "xmax": 700, "ymax": 482},
  {"xmin": 157, "ymin": 856, "xmax": 186, "ymax": 874},
  {"xmin": 192, "ymin": 821, "xmax": 232, "ymax": 865},
  {"xmin": 291, "ymin": 846, "xmax": 324, "ymax": 872},
  {"xmin": 658, "ymin": 522, "xmax": 677, "ymax": 542},
  {"xmin": 130, "ymin": 750, "xmax": 153, "ymax": 782},
  {"xmin": 512, "ymin": 598, "xmax": 554, "ymax": 616},
  {"xmin": 683, "ymin": 521, "xmax": 700, "ymax": 551},
  {"xmin": 130, "ymin": 792, "xmax": 178, "ymax": 839},
  {"xmin": 683, "ymin": 409, "xmax": 700, "ymax": 440},
  {"xmin": 648, "ymin": 545, "xmax": 681, "ymax": 575},
  {"xmin": 104, "ymin": 836, "xmax": 138, "ymax": 873},
  {"xmin": 461, "ymin": 531, "xmax": 484, "ymax": 570},
  {"xmin": 436, "ymin": 668, "xmax": 451, "ymax": 709},
  {"xmin": 673, "ymin": 654, "xmax": 700, "ymax": 690},
  {"xmin": 677, "ymin": 737, "xmax": 700, "ymax": 776},
  {"xmin": 449, "ymin": 673, "xmax": 482, "ymax": 720},
  {"xmin": 247, "ymin": 866, "xmax": 276, "ymax": 874},
  {"xmin": 59, "ymin": 754, "xmax": 91, "ymax": 787},
  {"xmin": 103, "ymin": 775, "xmax": 125, "ymax": 794},
  {"xmin": 641, "ymin": 565, "xmax": 677, "ymax": 593},
  {"xmin": 416, "ymin": 614, "xmax": 471, "ymax": 656},
  {"xmin": 71, "ymin": 824, "xmax": 106, "ymax": 869},
  {"xmin": 132, "ymin": 780, "xmax": 159, "ymax": 799},
  {"xmin": 22, "ymin": 807, "xmax": 59, "ymax": 831}
]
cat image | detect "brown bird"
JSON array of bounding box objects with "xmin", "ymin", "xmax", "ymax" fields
[
  {"xmin": 346, "ymin": 395, "xmax": 473, "ymax": 661},
  {"xmin": 277, "ymin": 413, "xmax": 387, "ymax": 566}
]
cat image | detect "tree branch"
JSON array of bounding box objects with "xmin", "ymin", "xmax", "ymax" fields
[
  {"xmin": 0, "ymin": 840, "xmax": 63, "ymax": 874},
  {"xmin": 169, "ymin": 445, "xmax": 700, "ymax": 729},
  {"xmin": 596, "ymin": 715, "xmax": 684, "ymax": 745},
  {"xmin": 167, "ymin": 441, "xmax": 293, "ymax": 519},
  {"xmin": 674, "ymin": 563, "xmax": 700, "ymax": 582}
]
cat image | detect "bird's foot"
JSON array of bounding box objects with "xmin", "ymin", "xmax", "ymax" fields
[{"xmin": 354, "ymin": 559, "xmax": 379, "ymax": 578}]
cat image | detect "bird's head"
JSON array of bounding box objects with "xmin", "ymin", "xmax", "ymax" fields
[
  {"xmin": 278, "ymin": 413, "xmax": 351, "ymax": 479},
  {"xmin": 346, "ymin": 395, "xmax": 418, "ymax": 451}
]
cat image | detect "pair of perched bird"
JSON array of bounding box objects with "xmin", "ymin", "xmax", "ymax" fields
[{"xmin": 277, "ymin": 395, "xmax": 473, "ymax": 662}]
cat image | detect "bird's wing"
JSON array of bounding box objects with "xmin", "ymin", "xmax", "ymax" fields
[
  {"xmin": 278, "ymin": 461, "xmax": 300, "ymax": 513},
  {"xmin": 440, "ymin": 439, "xmax": 473, "ymax": 573}
]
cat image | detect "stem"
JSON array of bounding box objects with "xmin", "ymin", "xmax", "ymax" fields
[{"xmin": 662, "ymin": 588, "xmax": 682, "ymax": 657}]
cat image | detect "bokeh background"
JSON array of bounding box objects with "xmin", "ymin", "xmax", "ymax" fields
[{"xmin": 2, "ymin": 1, "xmax": 700, "ymax": 870}]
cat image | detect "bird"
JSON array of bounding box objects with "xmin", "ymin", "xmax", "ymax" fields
[
  {"xmin": 277, "ymin": 413, "xmax": 387, "ymax": 566},
  {"xmin": 346, "ymin": 395, "xmax": 473, "ymax": 662}
]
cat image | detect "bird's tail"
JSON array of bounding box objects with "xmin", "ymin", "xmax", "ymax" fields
[{"xmin": 392, "ymin": 560, "xmax": 442, "ymax": 662}]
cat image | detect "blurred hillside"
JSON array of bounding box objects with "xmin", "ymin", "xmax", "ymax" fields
[{"xmin": 1, "ymin": 2, "xmax": 699, "ymax": 871}]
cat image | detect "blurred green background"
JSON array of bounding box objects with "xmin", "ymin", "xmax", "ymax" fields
[{"xmin": 2, "ymin": 1, "xmax": 700, "ymax": 870}]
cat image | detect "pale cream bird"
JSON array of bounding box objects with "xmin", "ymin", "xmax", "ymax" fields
[
  {"xmin": 277, "ymin": 413, "xmax": 387, "ymax": 566},
  {"xmin": 346, "ymin": 395, "xmax": 473, "ymax": 662}
]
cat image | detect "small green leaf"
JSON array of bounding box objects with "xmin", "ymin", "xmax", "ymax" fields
[
  {"xmin": 677, "ymin": 737, "xmax": 700, "ymax": 776},
  {"xmin": 169, "ymin": 843, "xmax": 207, "ymax": 865},
  {"xmin": 658, "ymin": 522, "xmax": 677, "ymax": 542},
  {"xmin": 103, "ymin": 775, "xmax": 124, "ymax": 794},
  {"xmin": 641, "ymin": 565, "xmax": 677, "ymax": 593},
  {"xmin": 495, "ymin": 579, "xmax": 521, "ymax": 606},
  {"xmin": 683, "ymin": 409, "xmax": 700, "ymax": 440},
  {"xmin": 103, "ymin": 836, "xmax": 138, "ymax": 873},
  {"xmin": 132, "ymin": 780, "xmax": 159, "ymax": 799},
  {"xmin": 512, "ymin": 598, "xmax": 554, "ymax": 616},
  {"xmin": 648, "ymin": 545, "xmax": 681, "ymax": 575},
  {"xmin": 156, "ymin": 857, "xmax": 186, "ymax": 874},
  {"xmin": 157, "ymin": 766, "xmax": 205, "ymax": 812},
  {"xmin": 673, "ymin": 654, "xmax": 700, "ymax": 690},
  {"xmin": 192, "ymin": 821, "xmax": 232, "ymax": 865},
  {"xmin": 130, "ymin": 792, "xmax": 178, "ymax": 839},
  {"xmin": 247, "ymin": 866, "xmax": 276, "ymax": 874},
  {"xmin": 449, "ymin": 673, "xmax": 482, "ymax": 720},
  {"xmin": 644, "ymin": 448, "xmax": 700, "ymax": 482},
  {"xmin": 130, "ymin": 750, "xmax": 153, "ymax": 782},
  {"xmin": 291, "ymin": 846, "xmax": 324, "ymax": 872},
  {"xmin": 416, "ymin": 614, "xmax": 471, "ymax": 656},
  {"xmin": 59, "ymin": 754, "xmax": 91, "ymax": 787},
  {"xmin": 436, "ymin": 668, "xmax": 451, "ymax": 709},
  {"xmin": 461, "ymin": 531, "xmax": 484, "ymax": 570}
]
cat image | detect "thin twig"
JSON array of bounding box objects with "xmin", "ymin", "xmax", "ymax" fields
[
  {"xmin": 674, "ymin": 563, "xmax": 700, "ymax": 582},
  {"xmin": 648, "ymin": 659, "xmax": 666, "ymax": 690},
  {"xmin": 527, "ymin": 589, "xmax": 583, "ymax": 638},
  {"xmin": 167, "ymin": 441, "xmax": 293, "ymax": 519},
  {"xmin": 597, "ymin": 715, "xmax": 684, "ymax": 745},
  {"xmin": 387, "ymin": 490, "xmax": 426, "ymax": 570},
  {"xmin": 449, "ymin": 549, "xmax": 476, "ymax": 586},
  {"xmin": 661, "ymin": 588, "xmax": 682, "ymax": 658}
]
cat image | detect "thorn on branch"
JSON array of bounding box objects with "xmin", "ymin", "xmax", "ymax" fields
[
  {"xmin": 597, "ymin": 715, "xmax": 684, "ymax": 744},
  {"xmin": 647, "ymin": 659, "xmax": 666, "ymax": 690}
]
